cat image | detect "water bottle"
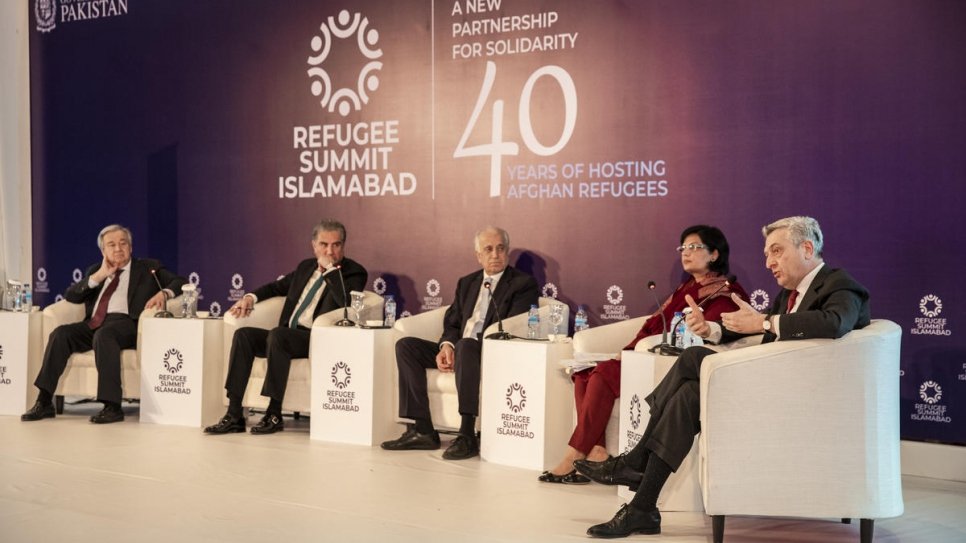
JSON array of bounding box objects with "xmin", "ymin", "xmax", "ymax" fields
[
  {"xmin": 681, "ymin": 307, "xmax": 702, "ymax": 347},
  {"xmin": 574, "ymin": 305, "xmax": 589, "ymax": 332},
  {"xmin": 527, "ymin": 304, "xmax": 540, "ymax": 339},
  {"xmin": 12, "ymin": 284, "xmax": 23, "ymax": 312},
  {"xmin": 22, "ymin": 283, "xmax": 32, "ymax": 312},
  {"xmin": 384, "ymin": 295, "xmax": 396, "ymax": 327},
  {"xmin": 673, "ymin": 311, "xmax": 686, "ymax": 349}
]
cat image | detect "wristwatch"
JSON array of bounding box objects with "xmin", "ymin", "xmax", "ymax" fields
[{"xmin": 761, "ymin": 315, "xmax": 772, "ymax": 332}]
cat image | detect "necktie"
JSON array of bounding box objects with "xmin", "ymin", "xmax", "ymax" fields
[
  {"xmin": 472, "ymin": 280, "xmax": 492, "ymax": 336},
  {"xmin": 785, "ymin": 289, "xmax": 799, "ymax": 314},
  {"xmin": 289, "ymin": 273, "xmax": 326, "ymax": 328},
  {"xmin": 88, "ymin": 269, "xmax": 123, "ymax": 329}
]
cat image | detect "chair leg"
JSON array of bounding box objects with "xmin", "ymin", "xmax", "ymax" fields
[
  {"xmin": 55, "ymin": 395, "xmax": 65, "ymax": 415},
  {"xmin": 712, "ymin": 515, "xmax": 725, "ymax": 543},
  {"xmin": 860, "ymin": 519, "xmax": 874, "ymax": 543},
  {"xmin": 842, "ymin": 518, "xmax": 852, "ymax": 524}
]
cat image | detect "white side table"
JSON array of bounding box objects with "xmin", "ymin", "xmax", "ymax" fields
[
  {"xmin": 140, "ymin": 317, "xmax": 225, "ymax": 427},
  {"xmin": 0, "ymin": 310, "xmax": 43, "ymax": 415},
  {"xmin": 310, "ymin": 326, "xmax": 396, "ymax": 446},
  {"xmin": 480, "ymin": 339, "xmax": 574, "ymax": 471}
]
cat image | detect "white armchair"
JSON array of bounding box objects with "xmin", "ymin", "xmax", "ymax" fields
[
  {"xmin": 391, "ymin": 297, "xmax": 561, "ymax": 431},
  {"xmin": 571, "ymin": 316, "xmax": 649, "ymax": 456},
  {"xmin": 699, "ymin": 319, "xmax": 903, "ymax": 543},
  {"xmin": 221, "ymin": 291, "xmax": 384, "ymax": 414},
  {"xmin": 42, "ymin": 296, "xmax": 183, "ymax": 412}
]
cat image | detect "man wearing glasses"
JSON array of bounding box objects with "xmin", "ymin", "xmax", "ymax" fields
[
  {"xmin": 577, "ymin": 216, "xmax": 870, "ymax": 538},
  {"xmin": 381, "ymin": 226, "xmax": 539, "ymax": 460}
]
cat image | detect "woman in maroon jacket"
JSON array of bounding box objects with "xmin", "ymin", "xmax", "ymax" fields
[{"xmin": 540, "ymin": 225, "xmax": 749, "ymax": 483}]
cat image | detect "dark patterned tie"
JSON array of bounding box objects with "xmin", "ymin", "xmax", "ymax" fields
[
  {"xmin": 88, "ymin": 269, "xmax": 123, "ymax": 329},
  {"xmin": 785, "ymin": 289, "xmax": 799, "ymax": 314},
  {"xmin": 289, "ymin": 273, "xmax": 326, "ymax": 328}
]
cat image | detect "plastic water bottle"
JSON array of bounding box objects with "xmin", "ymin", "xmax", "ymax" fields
[
  {"xmin": 12, "ymin": 284, "xmax": 23, "ymax": 312},
  {"xmin": 384, "ymin": 295, "xmax": 396, "ymax": 327},
  {"xmin": 681, "ymin": 307, "xmax": 702, "ymax": 347},
  {"xmin": 527, "ymin": 304, "xmax": 540, "ymax": 339},
  {"xmin": 574, "ymin": 305, "xmax": 589, "ymax": 332},
  {"xmin": 673, "ymin": 311, "xmax": 686, "ymax": 349},
  {"xmin": 22, "ymin": 283, "xmax": 32, "ymax": 312}
]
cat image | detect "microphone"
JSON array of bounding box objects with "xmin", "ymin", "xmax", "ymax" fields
[
  {"xmin": 332, "ymin": 263, "xmax": 355, "ymax": 327},
  {"xmin": 668, "ymin": 274, "xmax": 737, "ymax": 351},
  {"xmin": 645, "ymin": 281, "xmax": 677, "ymax": 355},
  {"xmin": 150, "ymin": 269, "xmax": 174, "ymax": 318},
  {"xmin": 483, "ymin": 279, "xmax": 514, "ymax": 340}
]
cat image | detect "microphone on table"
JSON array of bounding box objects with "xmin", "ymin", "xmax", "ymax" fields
[
  {"xmin": 150, "ymin": 269, "xmax": 174, "ymax": 318},
  {"xmin": 332, "ymin": 264, "xmax": 355, "ymax": 327},
  {"xmin": 645, "ymin": 281, "xmax": 677, "ymax": 355},
  {"xmin": 483, "ymin": 279, "xmax": 514, "ymax": 340},
  {"xmin": 667, "ymin": 274, "xmax": 737, "ymax": 352}
]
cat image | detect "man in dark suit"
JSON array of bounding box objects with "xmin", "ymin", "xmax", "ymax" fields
[
  {"xmin": 578, "ymin": 216, "xmax": 871, "ymax": 538},
  {"xmin": 22, "ymin": 224, "xmax": 186, "ymax": 424},
  {"xmin": 204, "ymin": 219, "xmax": 367, "ymax": 435},
  {"xmin": 381, "ymin": 226, "xmax": 540, "ymax": 460}
]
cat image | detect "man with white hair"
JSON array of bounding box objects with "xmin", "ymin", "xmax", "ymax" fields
[
  {"xmin": 382, "ymin": 226, "xmax": 539, "ymax": 460},
  {"xmin": 577, "ymin": 216, "xmax": 870, "ymax": 538},
  {"xmin": 22, "ymin": 224, "xmax": 186, "ymax": 424}
]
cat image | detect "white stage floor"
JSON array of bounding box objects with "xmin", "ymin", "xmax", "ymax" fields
[{"xmin": 2, "ymin": 403, "xmax": 964, "ymax": 542}]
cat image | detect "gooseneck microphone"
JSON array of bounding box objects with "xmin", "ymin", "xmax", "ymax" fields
[
  {"xmin": 667, "ymin": 274, "xmax": 737, "ymax": 351},
  {"xmin": 646, "ymin": 281, "xmax": 676, "ymax": 355},
  {"xmin": 332, "ymin": 263, "xmax": 355, "ymax": 327},
  {"xmin": 483, "ymin": 279, "xmax": 514, "ymax": 340},
  {"xmin": 150, "ymin": 269, "xmax": 174, "ymax": 318}
]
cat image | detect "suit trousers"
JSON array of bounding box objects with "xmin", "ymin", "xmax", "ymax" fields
[
  {"xmin": 625, "ymin": 346, "xmax": 715, "ymax": 472},
  {"xmin": 395, "ymin": 336, "xmax": 482, "ymax": 423},
  {"xmin": 34, "ymin": 314, "xmax": 137, "ymax": 405},
  {"xmin": 224, "ymin": 326, "xmax": 310, "ymax": 404}
]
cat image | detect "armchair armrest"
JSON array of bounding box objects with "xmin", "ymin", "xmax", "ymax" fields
[
  {"xmin": 393, "ymin": 305, "xmax": 450, "ymax": 343},
  {"xmin": 574, "ymin": 315, "xmax": 648, "ymax": 354}
]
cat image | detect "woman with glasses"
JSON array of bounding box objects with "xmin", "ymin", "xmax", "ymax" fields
[{"xmin": 539, "ymin": 225, "xmax": 748, "ymax": 484}]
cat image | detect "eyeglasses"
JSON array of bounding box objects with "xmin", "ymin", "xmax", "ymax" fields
[{"xmin": 676, "ymin": 243, "xmax": 709, "ymax": 253}]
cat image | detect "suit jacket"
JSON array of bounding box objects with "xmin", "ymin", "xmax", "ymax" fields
[
  {"xmin": 65, "ymin": 257, "xmax": 187, "ymax": 322},
  {"xmin": 439, "ymin": 266, "xmax": 540, "ymax": 346},
  {"xmin": 722, "ymin": 265, "xmax": 870, "ymax": 344},
  {"xmin": 250, "ymin": 257, "xmax": 368, "ymax": 327}
]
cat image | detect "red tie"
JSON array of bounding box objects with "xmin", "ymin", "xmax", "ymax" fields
[
  {"xmin": 88, "ymin": 269, "xmax": 123, "ymax": 329},
  {"xmin": 785, "ymin": 290, "xmax": 799, "ymax": 314}
]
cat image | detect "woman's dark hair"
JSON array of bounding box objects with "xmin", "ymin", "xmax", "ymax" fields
[{"xmin": 680, "ymin": 224, "xmax": 730, "ymax": 275}]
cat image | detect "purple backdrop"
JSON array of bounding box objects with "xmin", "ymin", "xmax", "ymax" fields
[{"xmin": 28, "ymin": 0, "xmax": 966, "ymax": 444}]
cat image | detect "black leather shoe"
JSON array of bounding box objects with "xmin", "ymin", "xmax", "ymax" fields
[
  {"xmin": 442, "ymin": 433, "xmax": 479, "ymax": 460},
  {"xmin": 587, "ymin": 504, "xmax": 661, "ymax": 538},
  {"xmin": 204, "ymin": 413, "xmax": 246, "ymax": 434},
  {"xmin": 538, "ymin": 470, "xmax": 591, "ymax": 485},
  {"xmin": 21, "ymin": 400, "xmax": 56, "ymax": 421},
  {"xmin": 90, "ymin": 406, "xmax": 124, "ymax": 424},
  {"xmin": 381, "ymin": 427, "xmax": 441, "ymax": 450},
  {"xmin": 574, "ymin": 454, "xmax": 643, "ymax": 490},
  {"xmin": 250, "ymin": 413, "xmax": 284, "ymax": 434}
]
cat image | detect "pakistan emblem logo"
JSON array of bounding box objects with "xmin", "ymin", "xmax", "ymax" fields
[
  {"xmin": 331, "ymin": 361, "xmax": 352, "ymax": 389},
  {"xmin": 162, "ymin": 348, "xmax": 184, "ymax": 374},
  {"xmin": 505, "ymin": 382, "xmax": 527, "ymax": 413},
  {"xmin": 35, "ymin": 0, "xmax": 57, "ymax": 33},
  {"xmin": 307, "ymin": 10, "xmax": 384, "ymax": 117}
]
